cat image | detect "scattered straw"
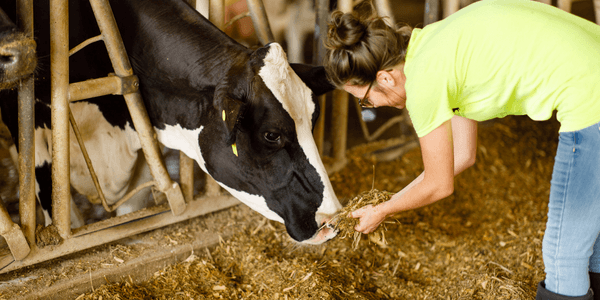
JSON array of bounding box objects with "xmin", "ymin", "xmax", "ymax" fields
[{"xmin": 329, "ymin": 189, "xmax": 393, "ymax": 249}]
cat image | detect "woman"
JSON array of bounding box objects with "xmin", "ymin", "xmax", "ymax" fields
[{"xmin": 322, "ymin": 0, "xmax": 600, "ymax": 299}]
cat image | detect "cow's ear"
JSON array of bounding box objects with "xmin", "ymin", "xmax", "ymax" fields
[
  {"xmin": 290, "ymin": 64, "xmax": 336, "ymax": 96},
  {"xmin": 215, "ymin": 95, "xmax": 245, "ymax": 145}
]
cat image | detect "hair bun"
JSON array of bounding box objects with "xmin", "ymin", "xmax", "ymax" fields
[{"xmin": 325, "ymin": 11, "xmax": 368, "ymax": 50}]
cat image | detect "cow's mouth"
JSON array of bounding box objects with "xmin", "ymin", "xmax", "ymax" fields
[{"xmin": 301, "ymin": 222, "xmax": 338, "ymax": 245}]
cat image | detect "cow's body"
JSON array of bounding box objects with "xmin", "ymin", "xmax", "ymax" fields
[
  {"xmin": 0, "ymin": 5, "xmax": 36, "ymax": 90},
  {"xmin": 1, "ymin": 0, "xmax": 341, "ymax": 244}
]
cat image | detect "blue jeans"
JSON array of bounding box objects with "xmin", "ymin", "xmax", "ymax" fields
[{"xmin": 543, "ymin": 121, "xmax": 600, "ymax": 296}]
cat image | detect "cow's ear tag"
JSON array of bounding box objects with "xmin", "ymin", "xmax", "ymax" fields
[
  {"xmin": 218, "ymin": 96, "xmax": 244, "ymax": 145},
  {"xmin": 232, "ymin": 143, "xmax": 238, "ymax": 157}
]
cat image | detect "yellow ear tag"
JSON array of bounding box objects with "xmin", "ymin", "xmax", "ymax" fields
[
  {"xmin": 232, "ymin": 143, "xmax": 238, "ymax": 157},
  {"xmin": 222, "ymin": 110, "xmax": 226, "ymax": 121}
]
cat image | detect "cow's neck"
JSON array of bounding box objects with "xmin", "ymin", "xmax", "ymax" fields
[{"xmin": 112, "ymin": 0, "xmax": 251, "ymax": 88}]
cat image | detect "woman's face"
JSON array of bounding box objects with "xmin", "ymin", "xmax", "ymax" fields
[{"xmin": 343, "ymin": 68, "xmax": 407, "ymax": 109}]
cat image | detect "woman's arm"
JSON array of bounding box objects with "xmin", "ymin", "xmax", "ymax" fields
[{"xmin": 352, "ymin": 116, "xmax": 477, "ymax": 233}]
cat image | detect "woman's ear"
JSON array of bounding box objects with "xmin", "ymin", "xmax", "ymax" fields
[
  {"xmin": 376, "ymin": 69, "xmax": 396, "ymax": 89},
  {"xmin": 377, "ymin": 69, "xmax": 399, "ymax": 88}
]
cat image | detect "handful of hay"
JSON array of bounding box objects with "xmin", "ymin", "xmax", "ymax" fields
[{"xmin": 328, "ymin": 189, "xmax": 393, "ymax": 249}]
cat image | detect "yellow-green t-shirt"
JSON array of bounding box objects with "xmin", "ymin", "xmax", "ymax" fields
[{"xmin": 404, "ymin": 0, "xmax": 600, "ymax": 138}]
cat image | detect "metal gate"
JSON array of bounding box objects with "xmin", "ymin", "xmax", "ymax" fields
[{"xmin": 0, "ymin": 0, "xmax": 416, "ymax": 275}]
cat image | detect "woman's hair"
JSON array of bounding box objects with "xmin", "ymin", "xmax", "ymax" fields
[{"xmin": 323, "ymin": 7, "xmax": 412, "ymax": 88}]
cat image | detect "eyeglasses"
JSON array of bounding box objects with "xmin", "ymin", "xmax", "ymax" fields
[{"xmin": 358, "ymin": 81, "xmax": 375, "ymax": 108}]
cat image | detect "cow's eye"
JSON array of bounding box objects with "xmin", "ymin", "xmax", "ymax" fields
[{"xmin": 264, "ymin": 132, "xmax": 281, "ymax": 143}]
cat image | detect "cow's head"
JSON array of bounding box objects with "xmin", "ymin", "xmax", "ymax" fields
[
  {"xmin": 0, "ymin": 7, "xmax": 36, "ymax": 90},
  {"xmin": 200, "ymin": 43, "xmax": 342, "ymax": 244}
]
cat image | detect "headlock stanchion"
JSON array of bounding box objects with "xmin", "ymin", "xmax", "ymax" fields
[
  {"xmin": 0, "ymin": 0, "xmax": 246, "ymax": 274},
  {"xmin": 16, "ymin": 0, "xmax": 37, "ymax": 250}
]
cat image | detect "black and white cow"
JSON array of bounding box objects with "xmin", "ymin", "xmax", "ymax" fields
[
  {"xmin": 1, "ymin": 0, "xmax": 342, "ymax": 244},
  {"xmin": 0, "ymin": 5, "xmax": 36, "ymax": 90}
]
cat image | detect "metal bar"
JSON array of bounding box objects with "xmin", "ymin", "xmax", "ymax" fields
[
  {"xmin": 313, "ymin": 0, "xmax": 330, "ymax": 156},
  {"xmin": 68, "ymin": 74, "xmax": 139, "ymax": 102},
  {"xmin": 0, "ymin": 195, "xmax": 30, "ymax": 261},
  {"xmin": 68, "ymin": 76, "xmax": 121, "ymax": 102},
  {"xmin": 557, "ymin": 0, "xmax": 572, "ymax": 12},
  {"xmin": 595, "ymin": 0, "xmax": 600, "ymax": 26},
  {"xmin": 331, "ymin": 89, "xmax": 348, "ymax": 165},
  {"xmin": 337, "ymin": 0, "xmax": 353, "ymax": 13},
  {"xmin": 442, "ymin": 0, "xmax": 460, "ymax": 18},
  {"xmin": 374, "ymin": 0, "xmax": 396, "ymax": 25},
  {"xmin": 179, "ymin": 152, "xmax": 194, "ymax": 201},
  {"xmin": 88, "ymin": 0, "xmax": 186, "ymax": 215},
  {"xmin": 424, "ymin": 0, "xmax": 439, "ymax": 26},
  {"xmin": 50, "ymin": 0, "xmax": 72, "ymax": 239},
  {"xmin": 0, "ymin": 195, "xmax": 240, "ymax": 275},
  {"xmin": 209, "ymin": 0, "xmax": 225, "ymax": 30},
  {"xmin": 313, "ymin": 95, "xmax": 326, "ymax": 156},
  {"xmin": 246, "ymin": 0, "xmax": 274, "ymax": 45},
  {"xmin": 69, "ymin": 35, "xmax": 102, "ymax": 56},
  {"xmin": 16, "ymin": 0, "xmax": 37, "ymax": 251}
]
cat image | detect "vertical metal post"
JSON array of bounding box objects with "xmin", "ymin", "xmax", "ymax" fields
[
  {"xmin": 0, "ymin": 195, "xmax": 30, "ymax": 260},
  {"xmin": 179, "ymin": 152, "xmax": 194, "ymax": 201},
  {"xmin": 329, "ymin": 0, "xmax": 351, "ymax": 167},
  {"xmin": 88, "ymin": 0, "xmax": 186, "ymax": 215},
  {"xmin": 209, "ymin": 0, "xmax": 225, "ymax": 32},
  {"xmin": 201, "ymin": 0, "xmax": 229, "ymax": 197},
  {"xmin": 331, "ymin": 89, "xmax": 348, "ymax": 165},
  {"xmin": 16, "ymin": 0, "xmax": 37, "ymax": 246},
  {"xmin": 374, "ymin": 0, "xmax": 396, "ymax": 25},
  {"xmin": 50, "ymin": 0, "xmax": 72, "ymax": 239},
  {"xmin": 246, "ymin": 0, "xmax": 274, "ymax": 45},
  {"xmin": 442, "ymin": 0, "xmax": 460, "ymax": 18},
  {"xmin": 312, "ymin": 0, "xmax": 330, "ymax": 156},
  {"xmin": 424, "ymin": 0, "xmax": 440, "ymax": 26},
  {"xmin": 595, "ymin": 0, "xmax": 600, "ymax": 26},
  {"xmin": 557, "ymin": 0, "xmax": 572, "ymax": 12}
]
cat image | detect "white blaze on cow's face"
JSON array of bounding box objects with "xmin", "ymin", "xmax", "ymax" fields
[
  {"xmin": 258, "ymin": 43, "xmax": 342, "ymax": 238},
  {"xmin": 155, "ymin": 123, "xmax": 286, "ymax": 223}
]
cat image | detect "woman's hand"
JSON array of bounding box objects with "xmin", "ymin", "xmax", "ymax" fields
[{"xmin": 351, "ymin": 204, "xmax": 387, "ymax": 234}]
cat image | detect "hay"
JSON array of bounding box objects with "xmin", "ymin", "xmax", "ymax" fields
[
  {"xmin": 329, "ymin": 189, "xmax": 393, "ymax": 249},
  {"xmin": 77, "ymin": 115, "xmax": 556, "ymax": 299}
]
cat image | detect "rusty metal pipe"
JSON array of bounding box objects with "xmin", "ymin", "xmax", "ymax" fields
[
  {"xmin": 0, "ymin": 196, "xmax": 30, "ymax": 261},
  {"xmin": 50, "ymin": 0, "xmax": 72, "ymax": 239},
  {"xmin": 246, "ymin": 0, "xmax": 274, "ymax": 45},
  {"xmin": 68, "ymin": 76, "xmax": 121, "ymax": 102},
  {"xmin": 331, "ymin": 89, "xmax": 348, "ymax": 164},
  {"xmin": 312, "ymin": 0, "xmax": 329, "ymax": 156},
  {"xmin": 424, "ymin": 0, "xmax": 440, "ymax": 26},
  {"xmin": 179, "ymin": 152, "xmax": 194, "ymax": 202},
  {"xmin": 68, "ymin": 74, "xmax": 139, "ymax": 102},
  {"xmin": 16, "ymin": 0, "xmax": 37, "ymax": 250},
  {"xmin": 88, "ymin": 0, "xmax": 186, "ymax": 215},
  {"xmin": 209, "ymin": 0, "xmax": 225, "ymax": 30},
  {"xmin": 337, "ymin": 0, "xmax": 353, "ymax": 13},
  {"xmin": 374, "ymin": 0, "xmax": 396, "ymax": 24}
]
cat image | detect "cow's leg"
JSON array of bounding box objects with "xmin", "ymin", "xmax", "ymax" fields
[{"xmin": 34, "ymin": 162, "xmax": 52, "ymax": 226}]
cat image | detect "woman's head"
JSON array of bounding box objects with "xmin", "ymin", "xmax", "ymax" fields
[{"xmin": 323, "ymin": 9, "xmax": 412, "ymax": 88}]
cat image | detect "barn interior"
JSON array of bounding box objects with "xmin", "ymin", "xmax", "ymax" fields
[{"xmin": 0, "ymin": 0, "xmax": 598, "ymax": 299}]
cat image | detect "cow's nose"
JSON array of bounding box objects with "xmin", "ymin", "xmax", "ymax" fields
[{"xmin": 0, "ymin": 47, "xmax": 18, "ymax": 67}]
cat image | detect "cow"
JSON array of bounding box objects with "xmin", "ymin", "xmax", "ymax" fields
[
  {"xmin": 1, "ymin": 0, "xmax": 342, "ymax": 244},
  {"xmin": 0, "ymin": 5, "xmax": 36, "ymax": 90}
]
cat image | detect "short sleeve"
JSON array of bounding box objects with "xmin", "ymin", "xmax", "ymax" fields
[{"xmin": 405, "ymin": 72, "xmax": 455, "ymax": 138}]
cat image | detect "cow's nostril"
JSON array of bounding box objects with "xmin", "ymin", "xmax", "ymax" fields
[{"xmin": 0, "ymin": 54, "xmax": 16, "ymax": 65}]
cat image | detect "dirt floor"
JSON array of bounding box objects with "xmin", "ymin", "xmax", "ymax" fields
[
  {"xmin": 64, "ymin": 114, "xmax": 559, "ymax": 300},
  {"xmin": 0, "ymin": 1, "xmax": 596, "ymax": 299}
]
